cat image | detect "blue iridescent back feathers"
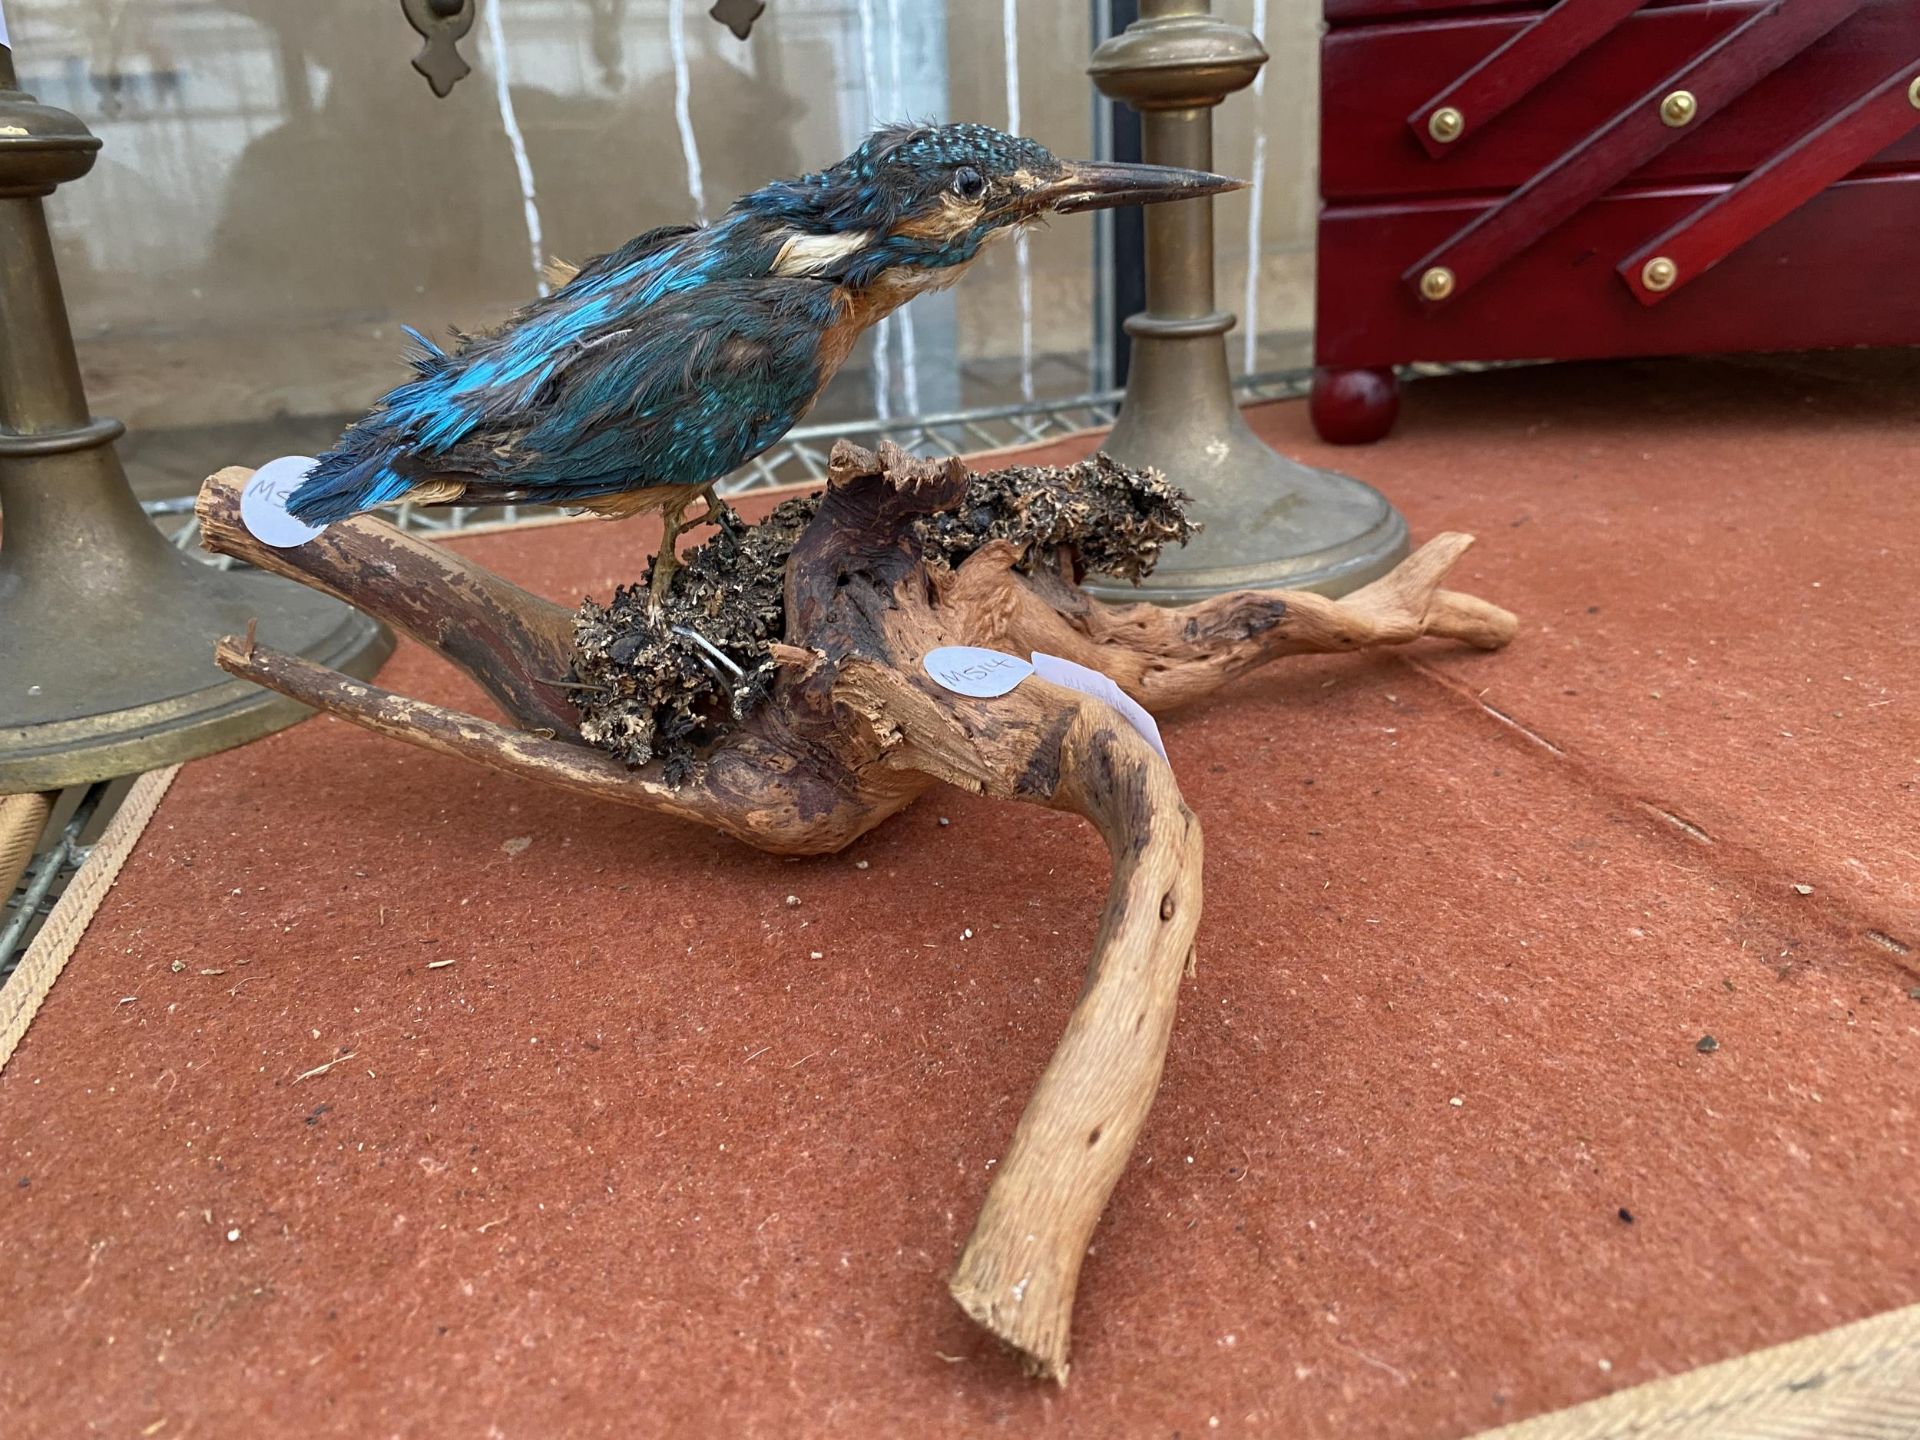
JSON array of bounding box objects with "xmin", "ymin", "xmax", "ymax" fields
[{"xmin": 288, "ymin": 123, "xmax": 1067, "ymax": 526}]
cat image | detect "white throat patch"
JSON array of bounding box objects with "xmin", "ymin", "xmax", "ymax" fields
[{"xmin": 772, "ymin": 229, "xmax": 872, "ymax": 277}]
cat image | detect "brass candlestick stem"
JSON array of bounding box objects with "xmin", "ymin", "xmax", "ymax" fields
[
  {"xmin": 0, "ymin": 43, "xmax": 390, "ymax": 794},
  {"xmin": 1086, "ymin": 0, "xmax": 1407, "ymax": 602}
]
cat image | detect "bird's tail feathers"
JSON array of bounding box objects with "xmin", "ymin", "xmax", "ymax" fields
[
  {"xmin": 400, "ymin": 325, "xmax": 451, "ymax": 377},
  {"xmin": 286, "ymin": 442, "xmax": 417, "ymax": 526}
]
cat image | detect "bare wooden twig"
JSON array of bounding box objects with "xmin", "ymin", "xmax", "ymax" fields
[
  {"xmin": 200, "ymin": 468, "xmax": 581, "ymax": 735},
  {"xmin": 978, "ymin": 530, "xmax": 1517, "ymax": 715}
]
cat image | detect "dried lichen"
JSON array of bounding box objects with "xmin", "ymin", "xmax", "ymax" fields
[
  {"xmin": 915, "ymin": 453, "xmax": 1194, "ymax": 582},
  {"xmin": 571, "ymin": 497, "xmax": 814, "ymax": 779},
  {"xmin": 570, "ymin": 452, "xmax": 1191, "ymax": 776}
]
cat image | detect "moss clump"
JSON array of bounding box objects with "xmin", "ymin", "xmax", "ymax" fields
[
  {"xmin": 569, "ymin": 453, "xmax": 1191, "ymax": 777},
  {"xmin": 914, "ymin": 453, "xmax": 1194, "ymax": 583}
]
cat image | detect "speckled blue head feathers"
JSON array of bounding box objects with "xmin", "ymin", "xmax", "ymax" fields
[{"xmin": 751, "ymin": 122, "xmax": 1062, "ymax": 232}]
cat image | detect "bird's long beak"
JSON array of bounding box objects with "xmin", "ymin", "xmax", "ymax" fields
[{"xmin": 1026, "ymin": 159, "xmax": 1245, "ymax": 215}]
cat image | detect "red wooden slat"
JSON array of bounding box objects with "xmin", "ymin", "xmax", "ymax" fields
[
  {"xmin": 1324, "ymin": 2, "xmax": 1920, "ymax": 201},
  {"xmin": 1619, "ymin": 58, "xmax": 1920, "ymax": 303},
  {"xmin": 1316, "ymin": 171, "xmax": 1920, "ymax": 367},
  {"xmin": 1407, "ymin": 0, "xmax": 1650, "ymax": 157},
  {"xmin": 1328, "ymin": 0, "xmax": 1555, "ymax": 21},
  {"xmin": 1326, "ymin": 0, "xmax": 1710, "ymax": 20},
  {"xmin": 1327, "ymin": 3, "xmax": 1747, "ymax": 198},
  {"xmin": 1400, "ymin": 0, "xmax": 1864, "ymax": 305}
]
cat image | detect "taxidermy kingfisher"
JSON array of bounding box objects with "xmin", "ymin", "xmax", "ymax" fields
[{"xmin": 288, "ymin": 121, "xmax": 1241, "ymax": 606}]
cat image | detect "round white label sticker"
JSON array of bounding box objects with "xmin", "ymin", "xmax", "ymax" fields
[
  {"xmin": 240, "ymin": 456, "xmax": 329, "ymax": 548},
  {"xmin": 922, "ymin": 646, "xmax": 1034, "ymax": 699}
]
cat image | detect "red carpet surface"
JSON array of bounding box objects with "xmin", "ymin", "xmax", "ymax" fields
[{"xmin": 3, "ymin": 356, "xmax": 1917, "ymax": 1437}]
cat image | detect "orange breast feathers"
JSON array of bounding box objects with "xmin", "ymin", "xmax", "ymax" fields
[
  {"xmin": 813, "ymin": 287, "xmax": 888, "ymax": 388},
  {"xmin": 814, "ymin": 258, "xmax": 976, "ymax": 384},
  {"xmin": 573, "ymin": 481, "xmax": 710, "ymax": 519}
]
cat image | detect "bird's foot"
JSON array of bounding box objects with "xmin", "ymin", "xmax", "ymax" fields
[
  {"xmin": 647, "ymin": 548, "xmax": 679, "ymax": 613},
  {"xmin": 647, "ymin": 490, "xmax": 700, "ymax": 613}
]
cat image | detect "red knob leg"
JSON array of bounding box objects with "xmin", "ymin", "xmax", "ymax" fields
[{"xmin": 1310, "ymin": 366, "xmax": 1400, "ymax": 445}]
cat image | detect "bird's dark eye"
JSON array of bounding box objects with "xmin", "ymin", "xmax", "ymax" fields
[{"xmin": 951, "ymin": 166, "xmax": 986, "ymax": 200}]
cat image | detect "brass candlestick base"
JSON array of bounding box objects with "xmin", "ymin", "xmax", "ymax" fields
[
  {"xmin": 0, "ymin": 494, "xmax": 392, "ymax": 794},
  {"xmin": 1085, "ymin": 1, "xmax": 1408, "ymax": 604},
  {"xmin": 1086, "ymin": 316, "xmax": 1408, "ymax": 603},
  {"xmin": 0, "ymin": 45, "xmax": 390, "ymax": 795}
]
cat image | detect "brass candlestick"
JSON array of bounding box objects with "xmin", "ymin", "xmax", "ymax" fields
[
  {"xmin": 1086, "ymin": 0, "xmax": 1407, "ymax": 602},
  {"xmin": 0, "ymin": 42, "xmax": 390, "ymax": 794}
]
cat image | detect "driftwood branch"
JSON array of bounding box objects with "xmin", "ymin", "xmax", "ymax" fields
[
  {"xmin": 195, "ymin": 442, "xmax": 1516, "ymax": 1381},
  {"xmin": 201, "ymin": 467, "xmax": 582, "ymax": 735},
  {"xmin": 982, "ymin": 530, "xmax": 1514, "ymax": 715},
  {"xmin": 937, "ymin": 695, "xmax": 1201, "ymax": 1379}
]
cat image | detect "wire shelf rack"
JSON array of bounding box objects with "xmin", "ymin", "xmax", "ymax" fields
[{"xmin": 1, "ymin": 783, "xmax": 109, "ymax": 985}]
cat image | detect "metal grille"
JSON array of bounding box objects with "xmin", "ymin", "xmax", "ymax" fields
[{"xmin": 0, "ymin": 783, "xmax": 109, "ymax": 984}]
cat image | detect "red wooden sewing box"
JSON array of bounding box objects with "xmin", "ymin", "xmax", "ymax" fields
[{"xmin": 1309, "ymin": 0, "xmax": 1920, "ymax": 441}]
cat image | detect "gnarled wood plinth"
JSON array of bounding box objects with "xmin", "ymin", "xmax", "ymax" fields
[{"xmin": 196, "ymin": 442, "xmax": 1515, "ymax": 1381}]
